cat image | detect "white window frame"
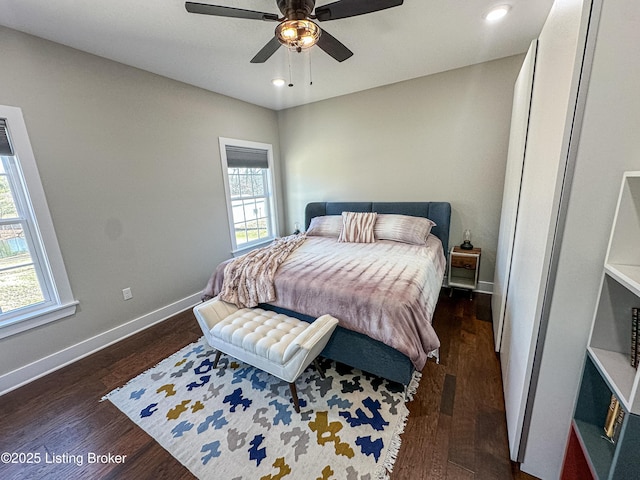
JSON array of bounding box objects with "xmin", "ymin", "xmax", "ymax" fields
[
  {"xmin": 219, "ymin": 137, "xmax": 279, "ymax": 254},
  {"xmin": 0, "ymin": 105, "xmax": 77, "ymax": 339}
]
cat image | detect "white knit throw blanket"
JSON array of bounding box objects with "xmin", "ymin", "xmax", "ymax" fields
[{"xmin": 218, "ymin": 234, "xmax": 306, "ymax": 308}]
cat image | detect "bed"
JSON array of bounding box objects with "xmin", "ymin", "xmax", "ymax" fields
[{"xmin": 203, "ymin": 201, "xmax": 451, "ymax": 385}]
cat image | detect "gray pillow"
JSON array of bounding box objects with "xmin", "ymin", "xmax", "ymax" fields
[
  {"xmin": 306, "ymin": 215, "xmax": 342, "ymax": 237},
  {"xmin": 374, "ymin": 214, "xmax": 436, "ymax": 245}
]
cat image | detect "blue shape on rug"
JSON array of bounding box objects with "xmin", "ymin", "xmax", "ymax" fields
[
  {"xmin": 224, "ymin": 388, "xmax": 252, "ymax": 412},
  {"xmin": 201, "ymin": 441, "xmax": 221, "ymax": 465},
  {"xmin": 250, "ymin": 370, "xmax": 267, "ymax": 391},
  {"xmin": 140, "ymin": 403, "xmax": 158, "ymax": 418},
  {"xmin": 197, "ymin": 409, "xmax": 228, "ymax": 434},
  {"xmin": 194, "ymin": 358, "xmax": 215, "ymax": 375},
  {"xmin": 232, "ymin": 366, "xmax": 254, "ymax": 384},
  {"xmin": 268, "ymin": 399, "xmax": 292, "ymax": 426},
  {"xmin": 327, "ymin": 394, "xmax": 352, "ymax": 409},
  {"xmin": 130, "ymin": 388, "xmax": 145, "ymax": 400},
  {"xmin": 339, "ymin": 397, "xmax": 389, "ymax": 431},
  {"xmin": 187, "ymin": 375, "xmax": 211, "ymax": 391},
  {"xmin": 184, "ymin": 345, "xmax": 205, "ymax": 358},
  {"xmin": 355, "ymin": 436, "xmax": 384, "ymax": 462},
  {"xmin": 172, "ymin": 420, "xmax": 194, "ymax": 438},
  {"xmin": 248, "ymin": 434, "xmax": 267, "ymax": 466}
]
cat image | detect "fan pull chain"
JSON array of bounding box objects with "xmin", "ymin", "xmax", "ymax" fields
[
  {"xmin": 287, "ymin": 49, "xmax": 294, "ymax": 87},
  {"xmin": 308, "ymin": 50, "xmax": 313, "ymax": 86}
]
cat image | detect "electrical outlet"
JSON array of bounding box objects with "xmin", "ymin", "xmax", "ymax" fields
[{"xmin": 122, "ymin": 287, "xmax": 133, "ymax": 300}]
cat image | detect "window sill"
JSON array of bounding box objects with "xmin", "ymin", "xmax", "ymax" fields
[
  {"xmin": 231, "ymin": 239, "xmax": 274, "ymax": 257},
  {"xmin": 0, "ymin": 301, "xmax": 79, "ymax": 340}
]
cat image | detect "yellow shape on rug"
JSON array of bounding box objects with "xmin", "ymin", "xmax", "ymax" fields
[
  {"xmin": 166, "ymin": 400, "xmax": 191, "ymax": 420},
  {"xmin": 309, "ymin": 411, "xmax": 354, "ymax": 458},
  {"xmin": 259, "ymin": 457, "xmax": 291, "ymax": 480},
  {"xmin": 157, "ymin": 384, "xmax": 177, "ymax": 397},
  {"xmin": 317, "ymin": 465, "xmax": 335, "ymax": 480}
]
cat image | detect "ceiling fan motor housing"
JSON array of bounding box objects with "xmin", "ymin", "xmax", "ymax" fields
[{"xmin": 277, "ymin": 0, "xmax": 316, "ymax": 20}]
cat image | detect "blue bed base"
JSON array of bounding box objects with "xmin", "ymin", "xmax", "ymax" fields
[{"xmin": 263, "ymin": 201, "xmax": 451, "ymax": 386}]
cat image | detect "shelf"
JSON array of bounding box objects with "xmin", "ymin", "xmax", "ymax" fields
[
  {"xmin": 604, "ymin": 263, "xmax": 640, "ymax": 298},
  {"xmin": 587, "ymin": 347, "xmax": 636, "ymax": 413},
  {"xmin": 573, "ymin": 419, "xmax": 615, "ymax": 480},
  {"xmin": 562, "ymin": 421, "xmax": 596, "ymax": 480},
  {"xmin": 573, "ymin": 355, "xmax": 618, "ymax": 479},
  {"xmin": 588, "ymin": 271, "xmax": 640, "ymax": 414},
  {"xmin": 566, "ymin": 172, "xmax": 640, "ymax": 479},
  {"xmin": 606, "ymin": 173, "xmax": 640, "ymax": 269},
  {"xmin": 448, "ymin": 277, "xmax": 476, "ymax": 289}
]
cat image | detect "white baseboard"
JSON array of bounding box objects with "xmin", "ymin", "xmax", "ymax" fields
[
  {"xmin": 475, "ymin": 280, "xmax": 494, "ymax": 295},
  {"xmin": 442, "ymin": 280, "xmax": 494, "ymax": 295},
  {"xmin": 0, "ymin": 292, "xmax": 202, "ymax": 397}
]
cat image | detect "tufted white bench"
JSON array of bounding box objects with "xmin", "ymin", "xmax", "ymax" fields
[{"xmin": 193, "ymin": 296, "xmax": 339, "ymax": 412}]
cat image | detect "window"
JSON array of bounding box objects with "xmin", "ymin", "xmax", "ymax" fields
[
  {"xmin": 0, "ymin": 106, "xmax": 76, "ymax": 339},
  {"xmin": 219, "ymin": 138, "xmax": 278, "ymax": 253}
]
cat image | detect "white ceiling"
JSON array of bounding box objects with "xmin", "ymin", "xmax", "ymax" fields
[{"xmin": 0, "ymin": 0, "xmax": 555, "ymax": 111}]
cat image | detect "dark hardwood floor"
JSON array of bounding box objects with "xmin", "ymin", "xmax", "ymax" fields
[{"xmin": 0, "ymin": 292, "xmax": 539, "ymax": 480}]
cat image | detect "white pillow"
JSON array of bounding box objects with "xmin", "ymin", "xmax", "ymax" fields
[
  {"xmin": 338, "ymin": 211, "xmax": 377, "ymax": 243},
  {"xmin": 374, "ymin": 214, "xmax": 436, "ymax": 245},
  {"xmin": 306, "ymin": 215, "xmax": 343, "ymax": 237}
]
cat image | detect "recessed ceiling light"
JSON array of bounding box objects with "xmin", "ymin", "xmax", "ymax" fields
[
  {"xmin": 272, "ymin": 78, "xmax": 286, "ymax": 87},
  {"xmin": 485, "ymin": 5, "xmax": 511, "ymax": 21}
]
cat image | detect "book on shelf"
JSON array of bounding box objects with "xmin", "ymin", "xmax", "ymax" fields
[
  {"xmin": 604, "ymin": 394, "xmax": 620, "ymax": 439},
  {"xmin": 612, "ymin": 402, "xmax": 626, "ymax": 444},
  {"xmin": 603, "ymin": 393, "xmax": 626, "ymax": 444},
  {"xmin": 633, "ymin": 307, "xmax": 639, "ymax": 369}
]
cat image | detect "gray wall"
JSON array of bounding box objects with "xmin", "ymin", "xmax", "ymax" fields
[
  {"xmin": 0, "ymin": 26, "xmax": 281, "ymax": 378},
  {"xmin": 277, "ymin": 55, "xmax": 524, "ymax": 284},
  {"xmin": 0, "ymin": 27, "xmax": 525, "ymax": 388},
  {"xmin": 522, "ymin": 0, "xmax": 640, "ymax": 476}
]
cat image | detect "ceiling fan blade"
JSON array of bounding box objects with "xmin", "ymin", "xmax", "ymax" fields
[
  {"xmin": 315, "ymin": 0, "xmax": 403, "ymax": 21},
  {"xmin": 250, "ymin": 36, "xmax": 282, "ymax": 63},
  {"xmin": 316, "ymin": 29, "xmax": 353, "ymax": 62},
  {"xmin": 185, "ymin": 2, "xmax": 279, "ymax": 21}
]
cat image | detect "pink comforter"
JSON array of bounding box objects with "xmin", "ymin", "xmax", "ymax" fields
[{"xmin": 203, "ymin": 235, "xmax": 446, "ymax": 370}]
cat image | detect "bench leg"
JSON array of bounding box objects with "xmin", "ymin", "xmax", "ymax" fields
[
  {"xmin": 289, "ymin": 382, "xmax": 300, "ymax": 413},
  {"xmin": 212, "ymin": 350, "xmax": 222, "ymax": 368},
  {"xmin": 313, "ymin": 358, "xmax": 326, "ymax": 379}
]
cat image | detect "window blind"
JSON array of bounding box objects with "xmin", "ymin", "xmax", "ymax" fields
[
  {"xmin": 0, "ymin": 119, "xmax": 13, "ymax": 156},
  {"xmin": 225, "ymin": 145, "xmax": 268, "ymax": 169}
]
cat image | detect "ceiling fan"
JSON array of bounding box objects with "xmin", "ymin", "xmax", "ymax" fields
[{"xmin": 185, "ymin": 0, "xmax": 403, "ymax": 63}]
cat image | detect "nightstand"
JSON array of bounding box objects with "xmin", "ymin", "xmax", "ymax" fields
[{"xmin": 448, "ymin": 246, "xmax": 481, "ymax": 298}]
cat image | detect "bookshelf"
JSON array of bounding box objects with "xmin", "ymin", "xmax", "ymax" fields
[{"xmin": 563, "ymin": 172, "xmax": 640, "ymax": 478}]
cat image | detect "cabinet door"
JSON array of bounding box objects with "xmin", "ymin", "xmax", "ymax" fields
[
  {"xmin": 492, "ymin": 40, "xmax": 538, "ymax": 351},
  {"xmin": 500, "ymin": 0, "xmax": 591, "ymax": 463}
]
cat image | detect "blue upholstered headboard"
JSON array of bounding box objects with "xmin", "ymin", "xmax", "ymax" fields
[{"xmin": 304, "ymin": 201, "xmax": 452, "ymax": 254}]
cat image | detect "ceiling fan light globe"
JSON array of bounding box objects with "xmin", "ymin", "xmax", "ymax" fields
[
  {"xmin": 275, "ymin": 19, "xmax": 321, "ymax": 51},
  {"xmin": 281, "ymin": 27, "xmax": 297, "ymax": 39},
  {"xmin": 301, "ymin": 35, "xmax": 315, "ymax": 46}
]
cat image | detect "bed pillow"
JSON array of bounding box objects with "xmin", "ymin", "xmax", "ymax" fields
[
  {"xmin": 306, "ymin": 215, "xmax": 343, "ymax": 237},
  {"xmin": 374, "ymin": 214, "xmax": 436, "ymax": 245},
  {"xmin": 338, "ymin": 211, "xmax": 378, "ymax": 243}
]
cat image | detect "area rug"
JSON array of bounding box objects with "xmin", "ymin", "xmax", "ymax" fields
[{"xmin": 103, "ymin": 336, "xmax": 420, "ymax": 480}]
